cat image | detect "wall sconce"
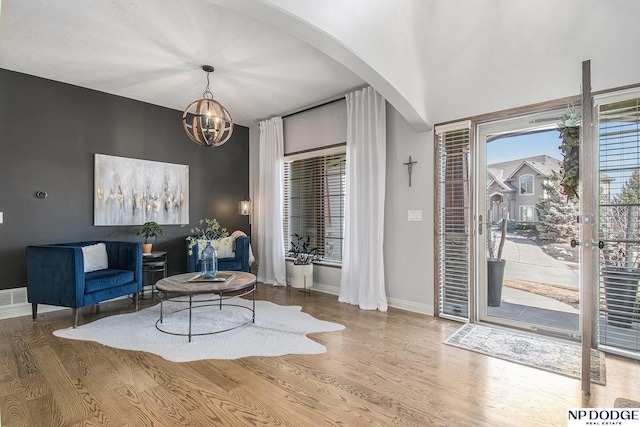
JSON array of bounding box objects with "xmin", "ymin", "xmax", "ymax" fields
[{"xmin": 238, "ymin": 199, "xmax": 251, "ymax": 216}]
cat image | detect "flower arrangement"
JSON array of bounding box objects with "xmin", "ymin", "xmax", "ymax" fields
[
  {"xmin": 182, "ymin": 218, "xmax": 229, "ymax": 256},
  {"xmin": 288, "ymin": 234, "xmax": 319, "ymax": 265},
  {"xmin": 557, "ymin": 103, "xmax": 581, "ymax": 201}
]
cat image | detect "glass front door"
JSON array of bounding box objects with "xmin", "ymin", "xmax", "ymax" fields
[{"xmin": 476, "ymin": 109, "xmax": 581, "ymax": 338}]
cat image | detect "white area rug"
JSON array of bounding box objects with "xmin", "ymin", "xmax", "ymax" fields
[
  {"xmin": 53, "ymin": 297, "xmax": 344, "ymax": 362},
  {"xmin": 444, "ymin": 323, "xmax": 606, "ymax": 385}
]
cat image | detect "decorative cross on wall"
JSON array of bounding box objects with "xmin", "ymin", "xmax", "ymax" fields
[{"xmin": 403, "ymin": 156, "xmax": 418, "ymax": 187}]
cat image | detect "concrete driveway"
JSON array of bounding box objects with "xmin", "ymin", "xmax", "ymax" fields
[{"xmin": 501, "ymin": 234, "xmax": 579, "ymax": 289}]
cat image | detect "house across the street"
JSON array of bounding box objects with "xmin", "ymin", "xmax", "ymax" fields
[{"xmin": 487, "ymin": 154, "xmax": 561, "ymax": 224}]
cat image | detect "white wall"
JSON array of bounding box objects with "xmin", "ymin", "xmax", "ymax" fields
[
  {"xmin": 212, "ymin": 0, "xmax": 430, "ymax": 131},
  {"xmin": 261, "ymin": 0, "xmax": 430, "ymax": 130},
  {"xmin": 283, "ymin": 100, "xmax": 347, "ymax": 154},
  {"xmin": 246, "ymin": 0, "xmax": 640, "ymax": 316},
  {"xmin": 427, "ymin": 0, "xmax": 640, "ymax": 124},
  {"xmin": 383, "ymin": 107, "xmax": 434, "ymax": 314}
]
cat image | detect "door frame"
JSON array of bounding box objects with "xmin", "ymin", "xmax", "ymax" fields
[{"xmin": 474, "ymin": 106, "xmax": 582, "ymax": 337}]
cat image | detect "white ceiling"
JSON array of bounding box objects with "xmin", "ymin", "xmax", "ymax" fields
[{"xmin": 0, "ymin": 0, "xmax": 366, "ymax": 127}]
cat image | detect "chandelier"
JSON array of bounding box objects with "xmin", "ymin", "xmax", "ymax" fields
[{"xmin": 182, "ymin": 65, "xmax": 233, "ymax": 147}]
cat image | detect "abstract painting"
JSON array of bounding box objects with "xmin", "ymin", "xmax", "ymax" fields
[{"xmin": 94, "ymin": 154, "xmax": 189, "ymax": 225}]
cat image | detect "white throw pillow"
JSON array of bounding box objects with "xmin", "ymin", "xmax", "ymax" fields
[
  {"xmin": 82, "ymin": 243, "xmax": 108, "ymax": 273},
  {"xmin": 196, "ymin": 238, "xmax": 235, "ymax": 259},
  {"xmin": 211, "ymin": 236, "xmax": 234, "ymax": 258},
  {"xmin": 231, "ymin": 230, "xmax": 255, "ymax": 264}
]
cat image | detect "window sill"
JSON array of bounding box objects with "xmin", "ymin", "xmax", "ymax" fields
[
  {"xmin": 315, "ymin": 259, "xmax": 342, "ymax": 269},
  {"xmin": 285, "ymin": 257, "xmax": 342, "ymax": 269}
]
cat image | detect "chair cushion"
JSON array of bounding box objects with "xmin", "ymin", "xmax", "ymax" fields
[{"xmin": 85, "ymin": 269, "xmax": 134, "ymax": 293}]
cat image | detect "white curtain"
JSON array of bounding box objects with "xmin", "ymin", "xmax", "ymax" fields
[
  {"xmin": 257, "ymin": 117, "xmax": 287, "ymax": 286},
  {"xmin": 339, "ymin": 86, "xmax": 388, "ymax": 311}
]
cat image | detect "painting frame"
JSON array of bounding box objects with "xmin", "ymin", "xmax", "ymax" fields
[{"xmin": 94, "ymin": 154, "xmax": 189, "ymax": 226}]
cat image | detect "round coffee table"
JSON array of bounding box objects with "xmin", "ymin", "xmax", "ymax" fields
[{"xmin": 155, "ymin": 271, "xmax": 257, "ymax": 342}]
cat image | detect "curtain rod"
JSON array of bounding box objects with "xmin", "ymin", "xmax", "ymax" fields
[
  {"xmin": 258, "ymin": 85, "xmax": 368, "ymax": 123},
  {"xmin": 282, "ymin": 96, "xmax": 344, "ymax": 119}
]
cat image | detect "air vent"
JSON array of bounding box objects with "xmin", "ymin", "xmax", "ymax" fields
[
  {"xmin": 0, "ymin": 291, "xmax": 11, "ymax": 307},
  {"xmin": 13, "ymin": 288, "xmax": 27, "ymax": 305},
  {"xmin": 0, "ymin": 288, "xmax": 28, "ymax": 307}
]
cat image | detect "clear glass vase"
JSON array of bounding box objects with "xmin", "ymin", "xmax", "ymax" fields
[{"xmin": 200, "ymin": 240, "xmax": 218, "ymax": 279}]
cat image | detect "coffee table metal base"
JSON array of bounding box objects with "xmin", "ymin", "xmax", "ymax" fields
[{"xmin": 156, "ymin": 284, "xmax": 256, "ymax": 342}]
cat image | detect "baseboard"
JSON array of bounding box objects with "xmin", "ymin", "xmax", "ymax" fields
[
  {"xmin": 0, "ymin": 287, "xmax": 140, "ymax": 321},
  {"xmin": 311, "ymin": 283, "xmax": 434, "ymax": 316},
  {"xmin": 0, "ymin": 301, "xmax": 66, "ymax": 321},
  {"xmin": 310, "ymin": 283, "xmax": 340, "ymax": 296},
  {"xmin": 386, "ymin": 297, "xmax": 434, "ymax": 316},
  {"xmin": 0, "ymin": 284, "xmax": 434, "ymax": 320}
]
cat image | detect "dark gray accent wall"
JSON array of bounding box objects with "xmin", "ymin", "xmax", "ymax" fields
[{"xmin": 0, "ymin": 69, "xmax": 249, "ymax": 289}]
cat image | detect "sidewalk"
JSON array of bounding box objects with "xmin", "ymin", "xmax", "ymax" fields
[
  {"xmin": 502, "ymin": 287, "xmax": 578, "ymax": 314},
  {"xmin": 502, "ymin": 234, "xmax": 579, "ymax": 289}
]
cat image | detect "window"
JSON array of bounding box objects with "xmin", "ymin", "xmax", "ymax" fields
[
  {"xmin": 283, "ymin": 152, "xmax": 346, "ymax": 262},
  {"xmin": 519, "ymin": 205, "xmax": 534, "ymax": 222},
  {"xmin": 596, "ymin": 93, "xmax": 640, "ymax": 358},
  {"xmin": 519, "ymin": 174, "xmax": 534, "ymax": 195},
  {"xmin": 435, "ymin": 121, "xmax": 471, "ymax": 321}
]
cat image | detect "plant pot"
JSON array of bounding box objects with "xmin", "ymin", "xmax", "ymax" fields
[
  {"xmin": 487, "ymin": 259, "xmax": 506, "ymax": 307},
  {"xmin": 142, "ymin": 243, "xmax": 153, "ymax": 254},
  {"xmin": 602, "ymin": 267, "xmax": 639, "ymax": 328},
  {"xmin": 290, "ymin": 263, "xmax": 313, "ymax": 289}
]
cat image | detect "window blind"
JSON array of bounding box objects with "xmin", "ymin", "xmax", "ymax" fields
[
  {"xmin": 283, "ymin": 152, "xmax": 346, "ymax": 262},
  {"xmin": 435, "ymin": 122, "xmax": 471, "ymax": 321},
  {"xmin": 597, "ymin": 96, "xmax": 640, "ymax": 358}
]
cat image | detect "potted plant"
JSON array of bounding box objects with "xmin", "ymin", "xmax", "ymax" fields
[
  {"xmin": 487, "ymin": 218, "xmax": 508, "ymax": 307},
  {"xmin": 135, "ymin": 221, "xmax": 164, "ymax": 254},
  {"xmin": 288, "ymin": 234, "xmax": 319, "ymax": 289}
]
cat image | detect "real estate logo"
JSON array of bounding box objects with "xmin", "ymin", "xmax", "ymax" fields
[{"xmin": 568, "ymin": 408, "xmax": 640, "ymax": 426}]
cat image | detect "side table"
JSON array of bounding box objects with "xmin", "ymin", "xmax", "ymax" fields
[{"xmin": 142, "ymin": 251, "xmax": 168, "ymax": 298}]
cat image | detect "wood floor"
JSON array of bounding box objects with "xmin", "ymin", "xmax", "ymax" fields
[{"xmin": 1, "ymin": 285, "xmax": 639, "ymax": 427}]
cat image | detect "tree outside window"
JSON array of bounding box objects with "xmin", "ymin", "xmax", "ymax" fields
[{"xmin": 536, "ymin": 171, "xmax": 579, "ymax": 241}]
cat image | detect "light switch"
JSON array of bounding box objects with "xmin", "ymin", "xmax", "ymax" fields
[
  {"xmin": 408, "ymin": 210, "xmax": 422, "ymax": 222},
  {"xmin": 0, "ymin": 212, "xmax": 3, "ymax": 223}
]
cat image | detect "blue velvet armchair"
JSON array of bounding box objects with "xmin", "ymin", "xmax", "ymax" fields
[
  {"xmin": 26, "ymin": 241, "xmax": 142, "ymax": 327},
  {"xmin": 186, "ymin": 235, "xmax": 251, "ymax": 273}
]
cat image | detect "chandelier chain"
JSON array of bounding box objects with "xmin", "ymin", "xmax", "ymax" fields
[{"xmin": 203, "ymin": 71, "xmax": 213, "ymax": 100}]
